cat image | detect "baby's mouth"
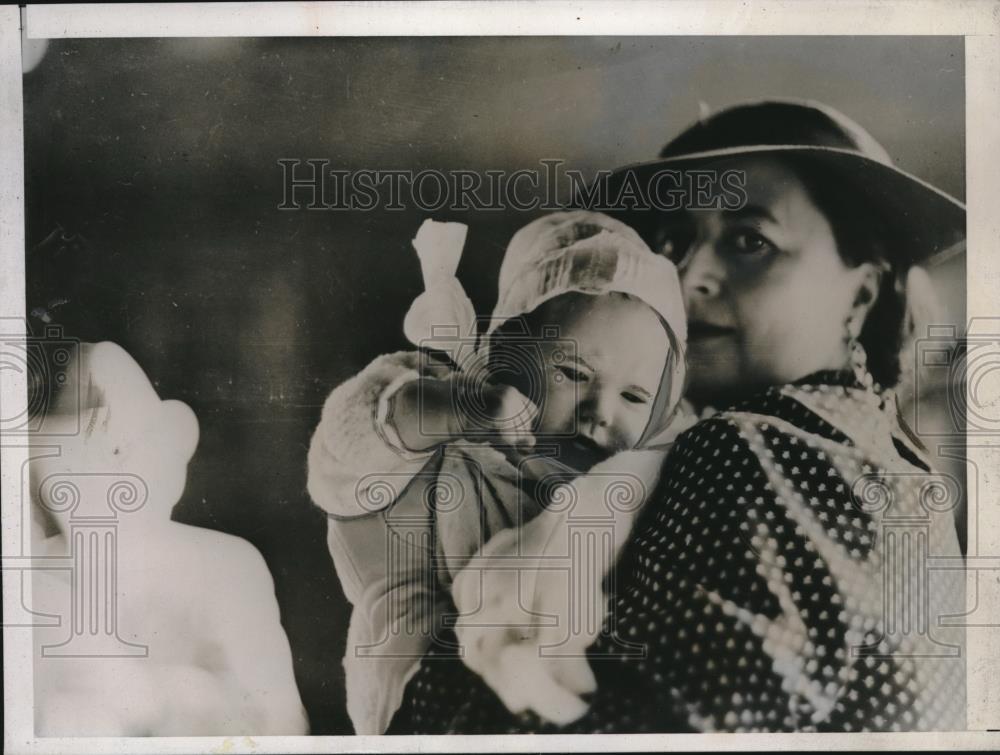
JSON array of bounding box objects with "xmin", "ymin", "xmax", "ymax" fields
[{"xmin": 560, "ymin": 434, "xmax": 611, "ymax": 472}]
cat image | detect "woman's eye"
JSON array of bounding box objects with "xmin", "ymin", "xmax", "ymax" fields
[
  {"xmin": 621, "ymin": 391, "xmax": 648, "ymax": 405},
  {"xmin": 729, "ymin": 229, "xmax": 775, "ymax": 255},
  {"xmin": 555, "ymin": 365, "xmax": 588, "ymax": 383}
]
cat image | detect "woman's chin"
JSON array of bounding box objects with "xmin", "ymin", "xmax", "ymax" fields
[
  {"xmin": 685, "ymin": 375, "xmax": 751, "ymax": 410},
  {"xmin": 685, "ymin": 362, "xmax": 744, "ymax": 407}
]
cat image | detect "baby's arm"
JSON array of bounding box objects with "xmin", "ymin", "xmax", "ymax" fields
[
  {"xmin": 307, "ymin": 351, "xmax": 442, "ymax": 520},
  {"xmin": 307, "ymin": 351, "xmax": 537, "ymax": 520}
]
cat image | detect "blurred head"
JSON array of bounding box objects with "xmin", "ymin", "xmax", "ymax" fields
[
  {"xmin": 650, "ymin": 154, "xmax": 904, "ymax": 408},
  {"xmin": 29, "ymin": 342, "xmax": 200, "ymax": 538},
  {"xmin": 489, "ymin": 291, "xmax": 675, "ymax": 471}
]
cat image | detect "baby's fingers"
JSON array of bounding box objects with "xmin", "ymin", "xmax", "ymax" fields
[
  {"xmin": 419, "ymin": 357, "xmax": 455, "ymax": 381},
  {"xmin": 494, "ymin": 388, "xmax": 538, "ymax": 447}
]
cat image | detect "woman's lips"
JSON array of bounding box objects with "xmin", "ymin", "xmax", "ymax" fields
[{"xmin": 687, "ymin": 320, "xmax": 735, "ymax": 340}]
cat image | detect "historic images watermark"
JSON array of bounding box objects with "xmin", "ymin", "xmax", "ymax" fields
[{"xmin": 277, "ymin": 159, "xmax": 749, "ymax": 213}]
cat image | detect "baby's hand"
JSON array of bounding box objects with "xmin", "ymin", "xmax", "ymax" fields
[
  {"xmin": 388, "ymin": 371, "xmax": 537, "ymax": 453},
  {"xmin": 452, "ymin": 378, "xmax": 538, "ymax": 451}
]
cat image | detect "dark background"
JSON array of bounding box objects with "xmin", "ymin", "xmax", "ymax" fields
[{"xmin": 22, "ymin": 36, "xmax": 965, "ymax": 734}]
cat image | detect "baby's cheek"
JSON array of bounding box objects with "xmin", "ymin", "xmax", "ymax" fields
[
  {"xmin": 615, "ymin": 405, "xmax": 653, "ymax": 449},
  {"xmin": 534, "ymin": 378, "xmax": 578, "ymax": 435}
]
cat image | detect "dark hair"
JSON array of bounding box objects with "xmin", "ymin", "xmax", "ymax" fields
[{"xmin": 782, "ymin": 155, "xmax": 909, "ymax": 388}]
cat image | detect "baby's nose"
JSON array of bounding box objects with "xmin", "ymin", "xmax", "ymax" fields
[{"xmin": 578, "ymin": 391, "xmax": 613, "ymax": 434}]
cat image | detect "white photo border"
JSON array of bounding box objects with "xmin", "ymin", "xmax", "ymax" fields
[{"xmin": 3, "ymin": 2, "xmax": 998, "ymax": 753}]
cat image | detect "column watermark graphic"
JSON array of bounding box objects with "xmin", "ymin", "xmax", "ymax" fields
[{"xmin": 1, "ymin": 319, "xmax": 148, "ymax": 658}]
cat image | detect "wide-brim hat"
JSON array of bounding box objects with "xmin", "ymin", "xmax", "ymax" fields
[{"xmin": 591, "ymin": 99, "xmax": 965, "ymax": 267}]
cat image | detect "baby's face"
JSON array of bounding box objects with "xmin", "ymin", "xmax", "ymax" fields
[{"xmin": 528, "ymin": 293, "xmax": 670, "ymax": 472}]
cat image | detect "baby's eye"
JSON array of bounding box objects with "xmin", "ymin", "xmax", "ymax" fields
[
  {"xmin": 621, "ymin": 391, "xmax": 648, "ymax": 405},
  {"xmin": 555, "ymin": 364, "xmax": 588, "ymax": 383}
]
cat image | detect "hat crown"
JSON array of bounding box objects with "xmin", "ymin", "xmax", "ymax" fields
[{"xmin": 659, "ymin": 99, "xmax": 893, "ymax": 166}]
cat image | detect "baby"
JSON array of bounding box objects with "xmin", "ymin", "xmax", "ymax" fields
[{"xmin": 307, "ymin": 211, "xmax": 687, "ymax": 734}]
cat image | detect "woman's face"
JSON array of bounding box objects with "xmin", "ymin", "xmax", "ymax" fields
[{"xmin": 651, "ymin": 156, "xmax": 878, "ymax": 407}]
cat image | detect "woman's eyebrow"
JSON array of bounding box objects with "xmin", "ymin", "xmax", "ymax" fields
[{"xmin": 729, "ymin": 204, "xmax": 778, "ymax": 224}]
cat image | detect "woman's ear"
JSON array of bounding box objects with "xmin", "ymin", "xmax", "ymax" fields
[{"xmin": 847, "ymin": 262, "xmax": 883, "ymax": 339}]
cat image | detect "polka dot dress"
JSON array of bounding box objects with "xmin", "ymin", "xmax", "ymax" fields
[{"xmin": 386, "ymin": 371, "xmax": 967, "ymax": 734}]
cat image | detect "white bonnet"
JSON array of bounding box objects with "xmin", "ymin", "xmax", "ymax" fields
[
  {"xmin": 490, "ymin": 210, "xmax": 687, "ymax": 346},
  {"xmin": 403, "ymin": 212, "xmax": 688, "ymax": 443},
  {"xmin": 492, "ymin": 211, "xmax": 688, "ymax": 443}
]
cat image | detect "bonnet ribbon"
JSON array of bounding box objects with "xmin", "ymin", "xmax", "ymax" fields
[{"xmin": 402, "ymin": 219, "xmax": 479, "ymax": 372}]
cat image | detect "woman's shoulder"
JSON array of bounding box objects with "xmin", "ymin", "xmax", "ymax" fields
[
  {"xmin": 665, "ymin": 384, "xmax": 834, "ymax": 460},
  {"xmin": 724, "ymin": 378, "xmax": 859, "ymax": 441},
  {"xmin": 671, "ymin": 371, "xmax": 889, "ymax": 455},
  {"xmin": 657, "ymin": 374, "xmax": 886, "ymax": 514},
  {"xmin": 652, "ymin": 371, "xmax": 936, "ymax": 538},
  {"xmin": 631, "ymin": 381, "xmax": 879, "ymax": 577}
]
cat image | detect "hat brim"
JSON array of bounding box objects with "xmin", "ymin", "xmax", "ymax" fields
[{"xmin": 592, "ymin": 145, "xmax": 965, "ymax": 267}]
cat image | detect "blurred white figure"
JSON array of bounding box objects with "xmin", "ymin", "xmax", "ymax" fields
[{"xmin": 29, "ymin": 342, "xmax": 308, "ymax": 736}]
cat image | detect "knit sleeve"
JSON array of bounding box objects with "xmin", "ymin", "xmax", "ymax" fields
[{"xmin": 306, "ymin": 350, "xmax": 434, "ymax": 520}]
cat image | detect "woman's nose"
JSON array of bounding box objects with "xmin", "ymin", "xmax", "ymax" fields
[{"xmin": 678, "ymin": 242, "xmax": 723, "ymax": 300}]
